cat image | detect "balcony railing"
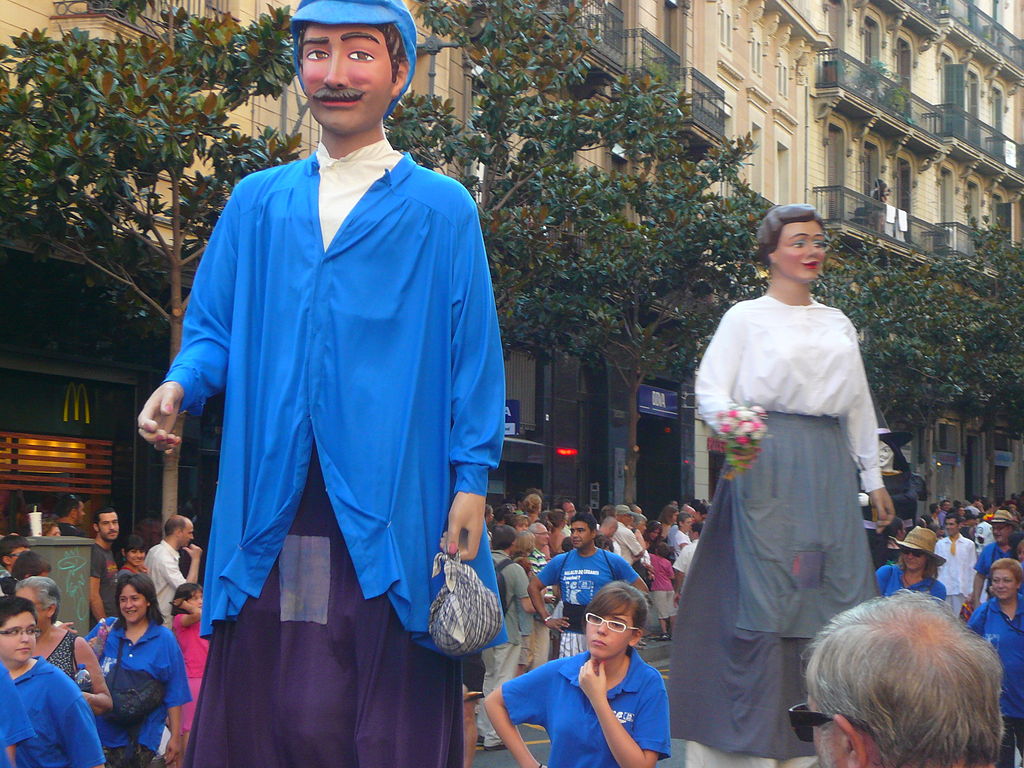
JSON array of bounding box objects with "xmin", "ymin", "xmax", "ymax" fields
[
  {"xmin": 551, "ymin": 0, "xmax": 625, "ymax": 71},
  {"xmin": 935, "ymin": 221, "xmax": 977, "ymax": 257},
  {"xmin": 683, "ymin": 68, "xmax": 726, "ymax": 138},
  {"xmin": 945, "ymin": 0, "xmax": 1024, "ymax": 69},
  {"xmin": 814, "ymin": 185, "xmax": 946, "ymax": 251},
  {"xmin": 54, "ymin": 0, "xmax": 223, "ymax": 22},
  {"xmin": 816, "ymin": 50, "xmax": 940, "ymax": 136},
  {"xmin": 934, "ymin": 104, "xmax": 1023, "ymax": 172},
  {"xmin": 625, "ymin": 27, "xmax": 681, "ymax": 87}
]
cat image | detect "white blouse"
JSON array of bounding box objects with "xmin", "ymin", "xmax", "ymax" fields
[{"xmin": 695, "ymin": 295, "xmax": 883, "ymax": 491}]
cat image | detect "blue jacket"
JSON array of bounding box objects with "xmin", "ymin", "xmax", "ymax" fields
[
  {"xmin": 165, "ymin": 153, "xmax": 506, "ymax": 646},
  {"xmin": 875, "ymin": 563, "xmax": 946, "ymax": 600},
  {"xmin": 0, "ymin": 668, "xmax": 33, "ymax": 749}
]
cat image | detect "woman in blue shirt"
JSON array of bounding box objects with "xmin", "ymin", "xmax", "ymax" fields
[
  {"xmin": 484, "ymin": 581, "xmax": 670, "ymax": 768},
  {"xmin": 95, "ymin": 574, "xmax": 190, "ymax": 768},
  {"xmin": 876, "ymin": 526, "xmax": 947, "ymax": 600},
  {"xmin": 968, "ymin": 558, "xmax": 1024, "ymax": 768}
]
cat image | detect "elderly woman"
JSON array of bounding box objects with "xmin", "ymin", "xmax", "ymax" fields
[
  {"xmin": 92, "ymin": 573, "xmax": 190, "ymax": 768},
  {"xmin": 969, "ymin": 558, "xmax": 1024, "ymax": 768},
  {"xmin": 875, "ymin": 526, "xmax": 947, "ymax": 600},
  {"xmin": 670, "ymin": 203, "xmax": 895, "ymax": 765},
  {"xmin": 14, "ymin": 575, "xmax": 111, "ymax": 714}
]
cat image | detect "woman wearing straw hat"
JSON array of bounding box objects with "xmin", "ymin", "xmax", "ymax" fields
[{"xmin": 876, "ymin": 527, "xmax": 948, "ymax": 599}]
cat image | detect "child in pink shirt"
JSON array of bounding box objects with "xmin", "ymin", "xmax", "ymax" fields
[
  {"xmin": 171, "ymin": 583, "xmax": 209, "ymax": 752},
  {"xmin": 648, "ymin": 543, "xmax": 677, "ymax": 640}
]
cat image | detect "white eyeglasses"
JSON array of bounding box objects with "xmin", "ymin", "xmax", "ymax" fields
[{"xmin": 585, "ymin": 613, "xmax": 639, "ymax": 633}]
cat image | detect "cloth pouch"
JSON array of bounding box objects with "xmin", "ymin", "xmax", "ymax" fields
[{"xmin": 428, "ymin": 552, "xmax": 502, "ymax": 656}]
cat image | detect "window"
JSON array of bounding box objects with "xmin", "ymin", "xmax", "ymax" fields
[
  {"xmin": 967, "ymin": 71, "xmax": 980, "ymax": 117},
  {"xmin": 895, "ymin": 157, "xmax": 912, "ymax": 214},
  {"xmin": 967, "ymin": 181, "xmax": 980, "ymax": 221},
  {"xmin": 776, "ymin": 143, "xmax": 790, "ymax": 203},
  {"xmin": 992, "ymin": 87, "xmax": 1003, "ymax": 132},
  {"xmin": 750, "ymin": 29, "xmax": 764, "ymax": 76},
  {"xmin": 940, "ymin": 169, "xmax": 954, "ymax": 221},
  {"xmin": 719, "ymin": 2, "xmax": 732, "ymax": 49},
  {"xmin": 777, "ymin": 53, "xmax": 790, "ymax": 98},
  {"xmin": 863, "ymin": 17, "xmax": 880, "ymax": 64},
  {"xmin": 827, "ymin": 124, "xmax": 845, "ymax": 186},
  {"xmin": 827, "ymin": 0, "xmax": 845, "ymax": 48},
  {"xmin": 861, "ymin": 141, "xmax": 880, "ymax": 196},
  {"xmin": 895, "ymin": 38, "xmax": 912, "ymax": 89}
]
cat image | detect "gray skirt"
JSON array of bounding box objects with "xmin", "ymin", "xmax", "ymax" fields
[{"xmin": 669, "ymin": 412, "xmax": 876, "ymax": 759}]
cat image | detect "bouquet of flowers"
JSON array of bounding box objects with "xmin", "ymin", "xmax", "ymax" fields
[{"xmin": 717, "ymin": 406, "xmax": 767, "ymax": 479}]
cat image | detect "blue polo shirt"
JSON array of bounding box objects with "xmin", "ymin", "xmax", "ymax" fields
[
  {"xmin": 11, "ymin": 658, "xmax": 103, "ymax": 768},
  {"xmin": 1, "ymin": 668, "xmax": 33, "ymax": 750},
  {"xmin": 975, "ymin": 542, "xmax": 1013, "ymax": 578},
  {"xmin": 875, "ymin": 564, "xmax": 946, "ymax": 600},
  {"xmin": 538, "ymin": 549, "xmax": 638, "ymax": 608},
  {"xmin": 501, "ymin": 650, "xmax": 671, "ymax": 767},
  {"xmin": 95, "ymin": 622, "xmax": 191, "ymax": 752},
  {"xmin": 968, "ymin": 597, "xmax": 1024, "ymax": 717}
]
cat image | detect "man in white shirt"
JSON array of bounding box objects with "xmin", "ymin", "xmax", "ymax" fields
[
  {"xmin": 935, "ymin": 514, "xmax": 976, "ymax": 612},
  {"xmin": 612, "ymin": 505, "xmax": 644, "ymax": 565},
  {"xmin": 673, "ymin": 522, "xmax": 701, "ymax": 605},
  {"xmin": 144, "ymin": 515, "xmax": 202, "ymax": 625}
]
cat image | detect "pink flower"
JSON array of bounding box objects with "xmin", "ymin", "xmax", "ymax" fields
[
  {"xmin": 736, "ymin": 436, "xmax": 750, "ymax": 445},
  {"xmin": 720, "ymin": 424, "xmax": 733, "ymax": 433},
  {"xmin": 727, "ymin": 409, "xmax": 738, "ymax": 419}
]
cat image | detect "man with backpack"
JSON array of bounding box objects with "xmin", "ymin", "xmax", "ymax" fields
[
  {"xmin": 477, "ymin": 525, "xmax": 532, "ymax": 752},
  {"xmin": 529, "ymin": 512, "xmax": 648, "ymax": 658}
]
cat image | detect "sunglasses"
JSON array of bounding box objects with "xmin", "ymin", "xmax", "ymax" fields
[{"xmin": 787, "ymin": 703, "xmax": 833, "ymax": 742}]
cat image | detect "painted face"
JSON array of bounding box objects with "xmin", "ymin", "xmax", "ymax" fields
[
  {"xmin": 584, "ymin": 608, "xmax": 641, "ymax": 662},
  {"xmin": 119, "ymin": 584, "xmax": 150, "ymax": 627},
  {"xmin": 769, "ymin": 221, "xmax": 828, "ymax": 283},
  {"xmin": 989, "ymin": 569, "xmax": 1021, "ymax": 602},
  {"xmin": 0, "ymin": 612, "xmax": 38, "ymax": 668},
  {"xmin": 300, "ymin": 23, "xmax": 407, "ymax": 152},
  {"xmin": 877, "ymin": 442, "xmax": 894, "ymax": 469}
]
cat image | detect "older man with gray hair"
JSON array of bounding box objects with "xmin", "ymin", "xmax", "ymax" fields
[{"xmin": 794, "ymin": 591, "xmax": 1003, "ymax": 768}]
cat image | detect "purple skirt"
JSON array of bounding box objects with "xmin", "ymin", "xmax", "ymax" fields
[{"xmin": 184, "ymin": 451, "xmax": 462, "ymax": 768}]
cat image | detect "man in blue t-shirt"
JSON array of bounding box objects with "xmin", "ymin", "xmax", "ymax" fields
[
  {"xmin": 529, "ymin": 512, "xmax": 647, "ymax": 657},
  {"xmin": 1, "ymin": 667, "xmax": 33, "ymax": 768},
  {"xmin": 971, "ymin": 510, "xmax": 1020, "ymax": 608}
]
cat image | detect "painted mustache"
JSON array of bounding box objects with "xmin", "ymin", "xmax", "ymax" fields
[{"xmin": 312, "ymin": 87, "xmax": 365, "ymax": 102}]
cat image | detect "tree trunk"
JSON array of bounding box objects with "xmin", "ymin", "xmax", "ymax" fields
[
  {"xmin": 624, "ymin": 371, "xmax": 642, "ymax": 505},
  {"xmin": 161, "ymin": 266, "xmax": 185, "ymax": 521}
]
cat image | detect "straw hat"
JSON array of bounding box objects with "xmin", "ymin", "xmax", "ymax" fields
[
  {"xmin": 896, "ymin": 526, "xmax": 945, "ymax": 565},
  {"xmin": 990, "ymin": 509, "xmax": 1020, "ymax": 528}
]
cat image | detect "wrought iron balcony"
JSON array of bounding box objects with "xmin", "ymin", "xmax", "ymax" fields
[
  {"xmin": 816, "ymin": 50, "xmax": 940, "ymax": 138},
  {"xmin": 944, "ymin": 0, "xmax": 1024, "ymax": 69},
  {"xmin": 550, "ymin": 0, "xmax": 625, "ymax": 72},
  {"xmin": 935, "ymin": 221, "xmax": 976, "ymax": 257},
  {"xmin": 814, "ymin": 185, "xmax": 946, "ymax": 252},
  {"xmin": 934, "ymin": 104, "xmax": 1024, "ymax": 173},
  {"xmin": 683, "ymin": 67, "xmax": 726, "ymax": 138},
  {"xmin": 54, "ymin": 0, "xmax": 222, "ymax": 23},
  {"xmin": 624, "ymin": 27, "xmax": 681, "ymax": 87}
]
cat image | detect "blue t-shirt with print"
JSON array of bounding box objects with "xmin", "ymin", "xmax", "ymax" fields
[
  {"xmin": 502, "ymin": 650, "xmax": 671, "ymax": 767},
  {"xmin": 969, "ymin": 597, "xmax": 1024, "ymax": 717},
  {"xmin": 538, "ymin": 549, "xmax": 637, "ymax": 608}
]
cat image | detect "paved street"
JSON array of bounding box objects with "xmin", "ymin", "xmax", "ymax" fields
[{"xmin": 470, "ymin": 636, "xmax": 688, "ymax": 767}]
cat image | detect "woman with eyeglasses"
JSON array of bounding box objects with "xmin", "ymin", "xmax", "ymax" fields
[
  {"xmin": 968, "ymin": 557, "xmax": 1024, "ymax": 768},
  {"xmin": 875, "ymin": 526, "xmax": 947, "ymax": 600},
  {"xmin": 670, "ymin": 204, "xmax": 895, "ymax": 765},
  {"xmin": 484, "ymin": 581, "xmax": 670, "ymax": 768}
]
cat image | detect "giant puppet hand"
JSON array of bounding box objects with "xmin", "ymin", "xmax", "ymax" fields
[
  {"xmin": 137, "ymin": 381, "xmax": 184, "ymax": 452},
  {"xmin": 868, "ymin": 487, "xmax": 896, "ymax": 527},
  {"xmin": 443, "ymin": 491, "xmax": 485, "ymax": 560}
]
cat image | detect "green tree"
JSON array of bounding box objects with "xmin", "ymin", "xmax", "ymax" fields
[
  {"xmin": 0, "ymin": 4, "xmax": 301, "ymax": 516},
  {"xmin": 390, "ymin": 0, "xmax": 767, "ymax": 501}
]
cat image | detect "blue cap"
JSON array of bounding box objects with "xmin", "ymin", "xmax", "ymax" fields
[{"xmin": 290, "ymin": 0, "xmax": 417, "ymax": 118}]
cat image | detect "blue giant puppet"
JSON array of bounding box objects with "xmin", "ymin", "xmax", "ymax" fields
[{"xmin": 136, "ymin": 1, "xmax": 507, "ymax": 764}]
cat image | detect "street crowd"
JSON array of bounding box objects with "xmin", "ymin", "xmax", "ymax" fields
[{"xmin": 0, "ymin": 488, "xmax": 1022, "ymax": 768}]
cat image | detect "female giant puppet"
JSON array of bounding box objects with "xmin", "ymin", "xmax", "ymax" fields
[
  {"xmin": 669, "ymin": 204, "xmax": 895, "ymax": 768},
  {"xmin": 136, "ymin": 1, "xmax": 506, "ymax": 765}
]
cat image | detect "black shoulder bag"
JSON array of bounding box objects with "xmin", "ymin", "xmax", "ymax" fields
[{"xmin": 105, "ymin": 635, "xmax": 166, "ymax": 726}]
